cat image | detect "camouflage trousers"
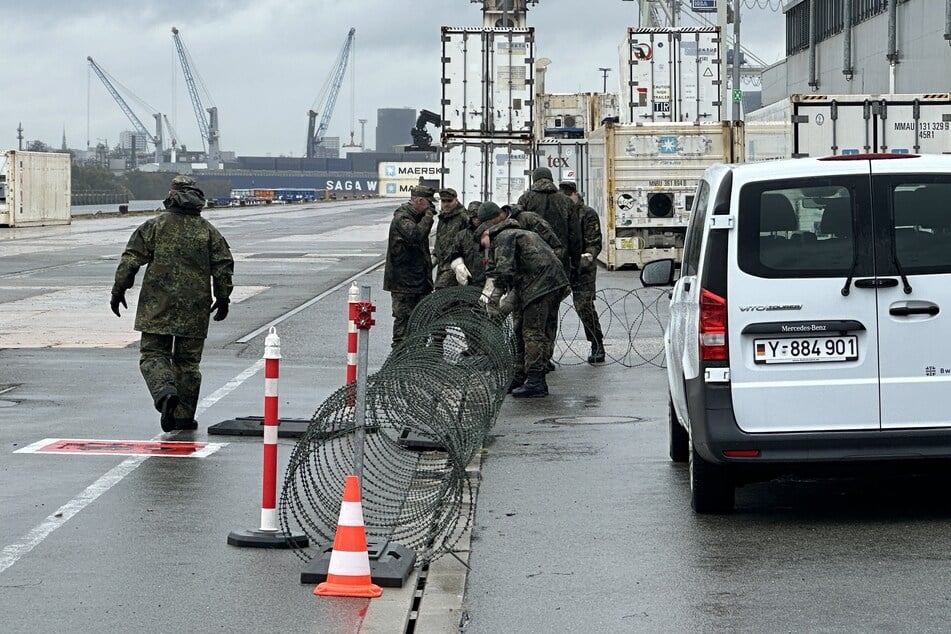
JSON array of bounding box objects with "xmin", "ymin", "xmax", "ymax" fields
[
  {"xmin": 390, "ymin": 291, "xmax": 429, "ymax": 349},
  {"xmin": 571, "ymin": 285, "xmax": 603, "ymax": 346},
  {"xmin": 519, "ymin": 290, "xmax": 562, "ymax": 375},
  {"xmin": 139, "ymin": 332, "xmax": 205, "ymax": 420}
]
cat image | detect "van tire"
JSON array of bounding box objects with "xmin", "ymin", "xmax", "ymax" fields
[
  {"xmin": 669, "ymin": 399, "xmax": 689, "ymax": 463},
  {"xmin": 689, "ymin": 442, "xmax": 735, "ymax": 513}
]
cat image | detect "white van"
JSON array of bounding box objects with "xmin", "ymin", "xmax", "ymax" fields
[{"xmin": 641, "ymin": 153, "xmax": 951, "ymax": 513}]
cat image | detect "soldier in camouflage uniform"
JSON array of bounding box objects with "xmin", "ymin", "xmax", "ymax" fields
[
  {"xmin": 485, "ymin": 203, "xmax": 567, "ymax": 382},
  {"xmin": 445, "ymin": 201, "xmax": 486, "ymax": 287},
  {"xmin": 433, "ymin": 188, "xmax": 471, "ymax": 289},
  {"xmin": 517, "ymin": 166, "xmax": 582, "ymax": 278},
  {"xmin": 110, "ymin": 175, "xmax": 234, "ymax": 432},
  {"xmin": 480, "ymin": 216, "xmax": 569, "ymax": 398},
  {"xmin": 560, "ymin": 181, "xmax": 605, "ymax": 363},
  {"xmin": 383, "ymin": 185, "xmax": 436, "ymax": 348}
]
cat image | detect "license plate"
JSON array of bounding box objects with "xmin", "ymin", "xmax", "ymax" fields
[{"xmin": 753, "ymin": 335, "xmax": 858, "ymax": 364}]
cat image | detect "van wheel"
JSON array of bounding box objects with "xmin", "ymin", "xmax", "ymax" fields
[
  {"xmin": 689, "ymin": 442, "xmax": 735, "ymax": 514},
  {"xmin": 668, "ymin": 399, "xmax": 688, "ymax": 463}
]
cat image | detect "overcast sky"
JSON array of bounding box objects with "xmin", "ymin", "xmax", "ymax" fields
[{"xmin": 3, "ymin": 0, "xmax": 786, "ymax": 157}]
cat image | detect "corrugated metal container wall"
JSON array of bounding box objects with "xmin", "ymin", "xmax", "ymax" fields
[
  {"xmin": 326, "ymin": 158, "xmax": 352, "ymax": 171},
  {"xmin": 0, "ymin": 151, "xmax": 71, "ymax": 227},
  {"xmin": 240, "ymin": 157, "xmax": 277, "ymax": 170},
  {"xmin": 534, "ymin": 140, "xmax": 588, "ymax": 195},
  {"xmin": 441, "ymin": 27, "xmax": 535, "ymax": 138},
  {"xmin": 619, "ymin": 27, "xmax": 721, "ymax": 124},
  {"xmin": 300, "ymin": 158, "xmax": 327, "ymax": 171},
  {"xmin": 441, "ymin": 138, "xmax": 534, "ymax": 205}
]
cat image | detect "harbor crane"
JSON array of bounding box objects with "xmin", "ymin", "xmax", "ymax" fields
[
  {"xmin": 307, "ymin": 28, "xmax": 356, "ymax": 158},
  {"xmin": 86, "ymin": 56, "xmax": 163, "ymax": 164},
  {"xmin": 171, "ymin": 26, "xmax": 221, "ymax": 166}
]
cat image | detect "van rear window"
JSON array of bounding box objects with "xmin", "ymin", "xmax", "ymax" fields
[{"xmin": 738, "ymin": 182, "xmax": 859, "ymax": 278}]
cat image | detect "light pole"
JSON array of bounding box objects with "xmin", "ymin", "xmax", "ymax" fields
[{"xmin": 599, "ymin": 67, "xmax": 611, "ymax": 93}]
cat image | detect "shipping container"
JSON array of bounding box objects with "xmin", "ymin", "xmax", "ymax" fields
[
  {"xmin": 326, "ymin": 158, "xmax": 351, "ymax": 171},
  {"xmin": 587, "ymin": 121, "xmax": 742, "ymax": 269},
  {"xmin": 300, "ymin": 158, "xmax": 327, "ymax": 172},
  {"xmin": 618, "ymin": 27, "xmax": 721, "ymax": 125},
  {"xmin": 377, "ymin": 161, "xmax": 443, "ymax": 182},
  {"xmin": 239, "ymin": 157, "xmax": 277, "ymax": 170},
  {"xmin": 441, "ymin": 138, "xmax": 533, "ymax": 206},
  {"xmin": 274, "ymin": 157, "xmax": 303, "ymax": 171},
  {"xmin": 744, "ymin": 92, "xmax": 951, "ymax": 161},
  {"xmin": 441, "ymin": 27, "xmax": 535, "ymax": 137},
  {"xmin": 537, "ymin": 92, "xmax": 623, "ymax": 139},
  {"xmin": 534, "ymin": 139, "xmax": 588, "ymax": 194},
  {"xmin": 0, "ymin": 151, "xmax": 71, "ymax": 227},
  {"xmin": 378, "ymin": 180, "xmax": 425, "ymax": 197}
]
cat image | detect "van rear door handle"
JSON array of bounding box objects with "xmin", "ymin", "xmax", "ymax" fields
[
  {"xmin": 855, "ymin": 278, "xmax": 898, "ymax": 288},
  {"xmin": 889, "ymin": 302, "xmax": 939, "ymax": 317}
]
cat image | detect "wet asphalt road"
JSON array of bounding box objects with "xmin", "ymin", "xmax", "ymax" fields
[{"xmin": 2, "ymin": 200, "xmax": 951, "ymax": 633}]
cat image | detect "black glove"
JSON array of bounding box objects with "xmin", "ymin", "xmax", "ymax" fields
[
  {"xmin": 110, "ymin": 290, "xmax": 127, "ymax": 317},
  {"xmin": 211, "ymin": 297, "xmax": 230, "ymax": 321}
]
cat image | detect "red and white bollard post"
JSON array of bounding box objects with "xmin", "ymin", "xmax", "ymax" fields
[
  {"xmin": 228, "ymin": 327, "xmax": 308, "ymax": 549},
  {"xmin": 346, "ymin": 283, "xmax": 359, "ymax": 387}
]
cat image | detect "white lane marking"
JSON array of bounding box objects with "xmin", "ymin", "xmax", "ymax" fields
[
  {"xmin": 236, "ymin": 260, "xmax": 383, "ymax": 344},
  {"xmin": 0, "ymin": 358, "xmax": 263, "ymax": 577}
]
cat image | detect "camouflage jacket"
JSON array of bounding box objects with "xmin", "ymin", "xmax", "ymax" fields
[
  {"xmin": 486, "ymin": 219, "xmax": 568, "ymax": 306},
  {"xmin": 112, "ymin": 188, "xmax": 233, "ymax": 339},
  {"xmin": 383, "ymin": 201, "xmax": 435, "ymax": 294},
  {"xmin": 433, "ymin": 201, "xmax": 471, "ymax": 289},
  {"xmin": 508, "ymin": 208, "xmax": 565, "ymax": 262},
  {"xmin": 572, "ymin": 199, "xmax": 603, "ymax": 288},
  {"xmin": 517, "ymin": 178, "xmax": 583, "ymax": 274},
  {"xmin": 448, "ymin": 220, "xmax": 487, "ymax": 287}
]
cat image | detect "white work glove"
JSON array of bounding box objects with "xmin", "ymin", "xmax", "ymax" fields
[
  {"xmin": 450, "ymin": 257, "xmax": 471, "ymax": 285},
  {"xmin": 581, "ymin": 252, "xmax": 594, "ymax": 262},
  {"xmin": 479, "ymin": 278, "xmax": 496, "ymax": 305},
  {"xmin": 498, "ymin": 292, "xmax": 516, "ymax": 317}
]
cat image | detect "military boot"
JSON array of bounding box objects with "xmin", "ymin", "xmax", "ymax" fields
[
  {"xmin": 511, "ymin": 371, "xmax": 548, "ymax": 398},
  {"xmin": 588, "ymin": 341, "xmax": 606, "ymax": 364},
  {"xmin": 507, "ymin": 372, "xmax": 527, "ymax": 394}
]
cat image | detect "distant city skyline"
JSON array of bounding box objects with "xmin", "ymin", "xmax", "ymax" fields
[{"xmin": 4, "ymin": 0, "xmax": 786, "ymax": 157}]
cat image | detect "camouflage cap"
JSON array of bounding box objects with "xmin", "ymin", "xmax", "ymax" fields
[
  {"xmin": 558, "ymin": 180, "xmax": 578, "ymax": 193},
  {"xmin": 467, "ymin": 200, "xmax": 483, "ymax": 215},
  {"xmin": 531, "ymin": 166, "xmax": 553, "ymax": 182},
  {"xmin": 170, "ymin": 175, "xmax": 197, "ymax": 190},
  {"xmin": 438, "ymin": 187, "xmax": 458, "ymax": 200},
  {"xmin": 411, "ymin": 185, "xmax": 435, "ymax": 200}
]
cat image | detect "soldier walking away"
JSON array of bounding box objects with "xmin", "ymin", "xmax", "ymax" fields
[
  {"xmin": 560, "ymin": 181, "xmax": 605, "ymax": 363},
  {"xmin": 480, "ymin": 214, "xmax": 569, "ymax": 398},
  {"xmin": 517, "ymin": 166, "xmax": 582, "ymax": 278},
  {"xmin": 383, "ymin": 185, "xmax": 436, "ymax": 348},
  {"xmin": 433, "ymin": 188, "xmax": 471, "ymax": 289},
  {"xmin": 110, "ymin": 175, "xmax": 234, "ymax": 432}
]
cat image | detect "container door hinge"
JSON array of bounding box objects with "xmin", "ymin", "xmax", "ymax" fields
[{"xmin": 705, "ymin": 368, "xmax": 730, "ymax": 383}]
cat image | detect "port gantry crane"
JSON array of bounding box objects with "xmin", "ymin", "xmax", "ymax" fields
[
  {"xmin": 307, "ymin": 28, "xmax": 356, "ymax": 159},
  {"xmin": 171, "ymin": 26, "xmax": 221, "ymax": 166},
  {"xmin": 86, "ymin": 56, "xmax": 164, "ymax": 164}
]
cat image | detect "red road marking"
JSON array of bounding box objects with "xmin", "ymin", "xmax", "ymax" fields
[{"xmin": 14, "ymin": 438, "xmax": 226, "ymax": 458}]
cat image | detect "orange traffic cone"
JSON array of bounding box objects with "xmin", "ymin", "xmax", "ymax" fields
[{"xmin": 314, "ymin": 475, "xmax": 383, "ymax": 598}]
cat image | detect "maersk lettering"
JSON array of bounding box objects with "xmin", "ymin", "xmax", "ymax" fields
[{"xmin": 397, "ymin": 166, "xmax": 443, "ymax": 175}]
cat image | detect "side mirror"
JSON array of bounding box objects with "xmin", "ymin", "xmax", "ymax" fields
[{"xmin": 640, "ymin": 258, "xmax": 676, "ymax": 287}]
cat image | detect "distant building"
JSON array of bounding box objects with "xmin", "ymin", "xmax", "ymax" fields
[
  {"xmin": 376, "ymin": 108, "xmax": 416, "ymax": 153},
  {"xmin": 119, "ymin": 131, "xmax": 148, "ymax": 152},
  {"xmin": 311, "ymin": 136, "xmax": 340, "ymax": 159},
  {"xmin": 761, "ymin": 0, "xmax": 951, "ymax": 106}
]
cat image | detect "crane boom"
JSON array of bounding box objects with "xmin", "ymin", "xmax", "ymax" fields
[
  {"xmin": 307, "ymin": 28, "xmax": 356, "ymax": 158},
  {"xmin": 171, "ymin": 26, "xmax": 220, "ymax": 165},
  {"xmin": 87, "ymin": 56, "xmax": 163, "ymax": 163}
]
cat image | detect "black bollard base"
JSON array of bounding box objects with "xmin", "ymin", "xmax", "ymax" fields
[
  {"xmin": 300, "ymin": 540, "xmax": 416, "ymax": 587},
  {"xmin": 227, "ymin": 528, "xmax": 309, "ymax": 549}
]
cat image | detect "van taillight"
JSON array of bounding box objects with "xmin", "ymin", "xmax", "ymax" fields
[{"xmin": 699, "ymin": 288, "xmax": 728, "ymax": 361}]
